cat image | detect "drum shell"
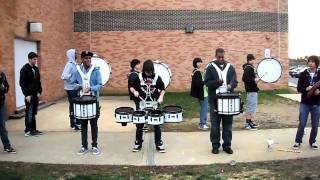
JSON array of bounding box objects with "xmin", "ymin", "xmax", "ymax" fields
[
  {"xmin": 147, "ymin": 110, "xmax": 164, "ymax": 125},
  {"xmin": 216, "ymin": 93, "xmax": 242, "ymax": 115},
  {"xmin": 115, "ymin": 107, "xmax": 134, "ymax": 123},
  {"xmin": 163, "ymin": 105, "xmax": 183, "ymax": 123},
  {"xmin": 73, "ymin": 96, "xmax": 98, "ymax": 120},
  {"xmin": 132, "ymin": 111, "xmax": 146, "ymax": 124}
]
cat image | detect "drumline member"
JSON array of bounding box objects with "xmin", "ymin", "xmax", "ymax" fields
[
  {"xmin": 75, "ymin": 51, "xmax": 102, "ymax": 155},
  {"xmin": 204, "ymin": 48, "xmax": 238, "ymax": 154},
  {"xmin": 190, "ymin": 58, "xmax": 209, "ymax": 130},
  {"xmin": 293, "ymin": 56, "xmax": 320, "ymax": 150},
  {"xmin": 61, "ymin": 49, "xmax": 80, "ymax": 131},
  {"xmin": 19, "ymin": 52, "xmax": 43, "ymax": 137},
  {"xmin": 242, "ymin": 54, "xmax": 259, "ymax": 130},
  {"xmin": 130, "ymin": 60, "xmax": 166, "ymax": 153}
]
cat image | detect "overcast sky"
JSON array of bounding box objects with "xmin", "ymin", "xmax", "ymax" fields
[{"xmin": 289, "ymin": 0, "xmax": 320, "ymax": 58}]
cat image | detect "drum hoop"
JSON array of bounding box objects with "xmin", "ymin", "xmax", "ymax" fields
[
  {"xmin": 256, "ymin": 58, "xmax": 282, "ymax": 83},
  {"xmin": 133, "ymin": 111, "xmax": 146, "ymax": 116},
  {"xmin": 163, "ymin": 105, "xmax": 182, "ymax": 113},
  {"xmin": 148, "ymin": 110, "xmax": 163, "ymax": 117},
  {"xmin": 216, "ymin": 93, "xmax": 240, "ymax": 98},
  {"xmin": 115, "ymin": 107, "xmax": 134, "ymax": 114},
  {"xmin": 73, "ymin": 96, "xmax": 97, "ymax": 104}
]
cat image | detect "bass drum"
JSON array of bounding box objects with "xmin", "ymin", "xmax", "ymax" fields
[
  {"xmin": 256, "ymin": 58, "xmax": 282, "ymax": 83},
  {"xmin": 153, "ymin": 61, "xmax": 172, "ymax": 88},
  {"xmin": 91, "ymin": 54, "xmax": 112, "ymax": 85}
]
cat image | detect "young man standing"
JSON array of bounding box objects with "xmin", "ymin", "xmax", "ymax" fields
[
  {"xmin": 242, "ymin": 54, "xmax": 259, "ymax": 130},
  {"xmin": 19, "ymin": 52, "xmax": 43, "ymax": 137},
  {"xmin": 0, "ymin": 71, "xmax": 16, "ymax": 153}
]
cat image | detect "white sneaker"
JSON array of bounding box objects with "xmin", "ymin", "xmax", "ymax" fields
[
  {"xmin": 92, "ymin": 147, "xmax": 101, "ymax": 155},
  {"xmin": 77, "ymin": 147, "xmax": 89, "ymax": 155},
  {"xmin": 199, "ymin": 124, "xmax": 209, "ymax": 130},
  {"xmin": 311, "ymin": 143, "xmax": 318, "ymax": 150},
  {"xmin": 292, "ymin": 143, "xmax": 301, "ymax": 150}
]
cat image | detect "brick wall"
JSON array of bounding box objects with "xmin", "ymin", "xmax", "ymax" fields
[
  {"xmin": 0, "ymin": 0, "xmax": 73, "ymax": 113},
  {"xmin": 73, "ymin": 0, "xmax": 288, "ymax": 93}
]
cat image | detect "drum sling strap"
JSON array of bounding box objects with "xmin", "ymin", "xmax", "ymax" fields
[
  {"xmin": 211, "ymin": 61, "xmax": 230, "ymax": 94},
  {"xmin": 76, "ymin": 64, "xmax": 95, "ymax": 96},
  {"xmin": 138, "ymin": 73, "xmax": 159, "ymax": 101}
]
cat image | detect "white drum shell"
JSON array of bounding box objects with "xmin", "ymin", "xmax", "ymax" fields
[
  {"xmin": 115, "ymin": 113, "xmax": 132, "ymax": 123},
  {"xmin": 217, "ymin": 97, "xmax": 241, "ymax": 115},
  {"xmin": 74, "ymin": 102, "xmax": 97, "ymax": 119},
  {"xmin": 132, "ymin": 115, "xmax": 146, "ymax": 124},
  {"xmin": 147, "ymin": 115, "xmax": 164, "ymax": 125},
  {"xmin": 164, "ymin": 112, "xmax": 183, "ymax": 123}
]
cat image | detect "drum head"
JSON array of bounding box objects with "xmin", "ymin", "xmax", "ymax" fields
[
  {"xmin": 91, "ymin": 55, "xmax": 112, "ymax": 85},
  {"xmin": 153, "ymin": 61, "xmax": 172, "ymax": 88},
  {"xmin": 163, "ymin": 105, "xmax": 182, "ymax": 113},
  {"xmin": 115, "ymin": 107, "xmax": 134, "ymax": 114},
  {"xmin": 73, "ymin": 95, "xmax": 97, "ymax": 104},
  {"xmin": 256, "ymin": 58, "xmax": 282, "ymax": 83},
  {"xmin": 133, "ymin": 110, "xmax": 146, "ymax": 116},
  {"xmin": 149, "ymin": 110, "xmax": 163, "ymax": 116}
]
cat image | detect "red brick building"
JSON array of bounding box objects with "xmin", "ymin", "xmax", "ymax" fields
[{"xmin": 0, "ymin": 0, "xmax": 288, "ymax": 114}]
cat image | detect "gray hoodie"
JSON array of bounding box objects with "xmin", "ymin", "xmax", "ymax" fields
[{"xmin": 61, "ymin": 49, "xmax": 78, "ymax": 90}]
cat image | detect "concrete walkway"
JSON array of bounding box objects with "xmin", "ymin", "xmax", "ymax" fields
[{"xmin": 0, "ymin": 96, "xmax": 319, "ymax": 166}]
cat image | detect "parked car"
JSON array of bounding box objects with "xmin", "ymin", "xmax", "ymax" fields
[{"xmin": 291, "ymin": 66, "xmax": 307, "ymax": 78}]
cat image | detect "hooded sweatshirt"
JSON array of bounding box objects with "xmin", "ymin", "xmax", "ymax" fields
[
  {"xmin": 61, "ymin": 49, "xmax": 78, "ymax": 90},
  {"xmin": 242, "ymin": 63, "xmax": 259, "ymax": 92}
]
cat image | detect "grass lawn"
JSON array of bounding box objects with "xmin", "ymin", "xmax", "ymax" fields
[
  {"xmin": 162, "ymin": 88, "xmax": 296, "ymax": 118},
  {"xmin": 0, "ymin": 157, "xmax": 319, "ymax": 179}
]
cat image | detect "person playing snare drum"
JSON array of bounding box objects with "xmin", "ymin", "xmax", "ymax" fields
[
  {"xmin": 204, "ymin": 48, "xmax": 238, "ymax": 155},
  {"xmin": 74, "ymin": 51, "xmax": 102, "ymax": 156}
]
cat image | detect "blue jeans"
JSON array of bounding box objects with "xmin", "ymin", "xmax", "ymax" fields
[
  {"xmin": 0, "ymin": 104, "xmax": 11, "ymax": 149},
  {"xmin": 295, "ymin": 103, "xmax": 320, "ymax": 145},
  {"xmin": 25, "ymin": 96, "xmax": 39, "ymax": 133},
  {"xmin": 66, "ymin": 90, "xmax": 79, "ymax": 127},
  {"xmin": 209, "ymin": 102, "xmax": 233, "ymax": 149},
  {"xmin": 199, "ymin": 97, "xmax": 208, "ymax": 126}
]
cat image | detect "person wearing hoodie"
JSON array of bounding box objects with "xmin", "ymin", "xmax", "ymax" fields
[
  {"xmin": 61, "ymin": 49, "xmax": 80, "ymax": 131},
  {"xmin": 204, "ymin": 48, "xmax": 238, "ymax": 155},
  {"xmin": 74, "ymin": 51, "xmax": 102, "ymax": 156},
  {"xmin": 242, "ymin": 54, "xmax": 259, "ymax": 130}
]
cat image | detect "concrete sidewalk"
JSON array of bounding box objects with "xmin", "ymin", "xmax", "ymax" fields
[{"xmin": 0, "ymin": 128, "xmax": 319, "ymax": 166}]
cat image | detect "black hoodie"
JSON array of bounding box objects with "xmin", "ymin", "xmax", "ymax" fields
[{"xmin": 242, "ymin": 63, "xmax": 259, "ymax": 92}]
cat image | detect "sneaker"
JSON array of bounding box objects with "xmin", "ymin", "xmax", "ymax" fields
[
  {"xmin": 71, "ymin": 126, "xmax": 76, "ymax": 130},
  {"xmin": 132, "ymin": 141, "xmax": 142, "ymax": 152},
  {"xmin": 245, "ymin": 122, "xmax": 257, "ymax": 130},
  {"xmin": 77, "ymin": 147, "xmax": 89, "ymax": 155},
  {"xmin": 156, "ymin": 141, "xmax": 166, "ymax": 153},
  {"xmin": 310, "ymin": 143, "xmax": 318, "ymax": 150},
  {"xmin": 199, "ymin": 124, "xmax": 209, "ymax": 131},
  {"xmin": 34, "ymin": 130, "xmax": 43, "ymax": 135},
  {"xmin": 74, "ymin": 126, "xmax": 80, "ymax": 131},
  {"xmin": 92, "ymin": 147, "xmax": 101, "ymax": 155},
  {"xmin": 4, "ymin": 147, "xmax": 16, "ymax": 154},
  {"xmin": 211, "ymin": 148, "xmax": 219, "ymax": 154},
  {"xmin": 24, "ymin": 131, "xmax": 32, "ymax": 137},
  {"xmin": 292, "ymin": 143, "xmax": 301, "ymax": 150},
  {"xmin": 142, "ymin": 124, "xmax": 149, "ymax": 132},
  {"xmin": 223, "ymin": 147, "xmax": 234, "ymax": 154},
  {"xmin": 250, "ymin": 121, "xmax": 259, "ymax": 128}
]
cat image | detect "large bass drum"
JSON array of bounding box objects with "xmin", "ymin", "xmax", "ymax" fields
[
  {"xmin": 256, "ymin": 58, "xmax": 282, "ymax": 83},
  {"xmin": 153, "ymin": 61, "xmax": 172, "ymax": 88},
  {"xmin": 91, "ymin": 54, "xmax": 112, "ymax": 85}
]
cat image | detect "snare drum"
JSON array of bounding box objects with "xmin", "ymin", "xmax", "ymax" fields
[
  {"xmin": 147, "ymin": 110, "xmax": 164, "ymax": 125},
  {"xmin": 163, "ymin": 105, "xmax": 183, "ymax": 123},
  {"xmin": 73, "ymin": 95, "xmax": 98, "ymax": 120},
  {"xmin": 216, "ymin": 93, "xmax": 242, "ymax": 115},
  {"xmin": 115, "ymin": 107, "xmax": 134, "ymax": 123},
  {"xmin": 132, "ymin": 111, "xmax": 146, "ymax": 124}
]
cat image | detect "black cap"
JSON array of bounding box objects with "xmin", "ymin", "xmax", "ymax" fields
[
  {"xmin": 247, "ymin": 54, "xmax": 255, "ymax": 61},
  {"xmin": 81, "ymin": 51, "xmax": 93, "ymax": 58},
  {"xmin": 28, "ymin": 52, "xmax": 38, "ymax": 59}
]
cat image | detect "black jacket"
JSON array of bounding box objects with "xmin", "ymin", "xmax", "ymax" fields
[
  {"xmin": 19, "ymin": 63, "xmax": 42, "ymax": 96},
  {"xmin": 242, "ymin": 63, "xmax": 259, "ymax": 92},
  {"xmin": 132, "ymin": 72, "xmax": 165, "ymax": 101},
  {"xmin": 190, "ymin": 68, "xmax": 204, "ymax": 100},
  {"xmin": 204, "ymin": 60, "xmax": 238, "ymax": 104},
  {"xmin": 128, "ymin": 70, "xmax": 139, "ymax": 100},
  {"xmin": 297, "ymin": 69, "xmax": 320, "ymax": 105},
  {"xmin": 0, "ymin": 71, "xmax": 9, "ymax": 105}
]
